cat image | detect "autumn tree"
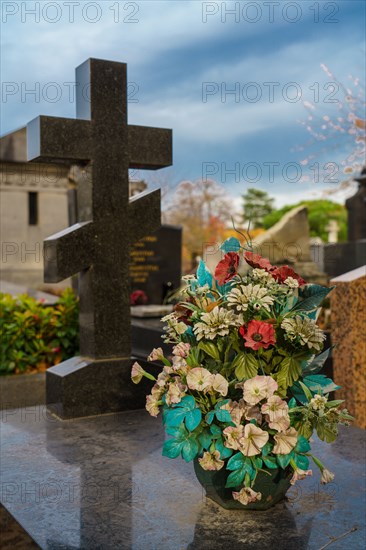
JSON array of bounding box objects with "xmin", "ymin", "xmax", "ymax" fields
[{"xmin": 163, "ymin": 179, "xmax": 232, "ymax": 271}]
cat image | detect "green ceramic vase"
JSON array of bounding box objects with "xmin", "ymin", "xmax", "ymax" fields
[{"xmin": 193, "ymin": 458, "xmax": 292, "ymax": 510}]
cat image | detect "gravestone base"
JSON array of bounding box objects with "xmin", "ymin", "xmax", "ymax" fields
[{"xmin": 46, "ymin": 356, "xmax": 148, "ymax": 419}]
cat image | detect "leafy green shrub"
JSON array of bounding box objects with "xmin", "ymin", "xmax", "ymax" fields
[{"xmin": 0, "ymin": 289, "xmax": 79, "ymax": 375}]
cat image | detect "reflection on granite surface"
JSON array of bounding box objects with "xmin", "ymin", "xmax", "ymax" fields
[{"xmin": 1, "ymin": 408, "xmax": 365, "ymax": 549}]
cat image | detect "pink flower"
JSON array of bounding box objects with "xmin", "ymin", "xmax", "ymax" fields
[
  {"xmin": 244, "ymin": 251, "xmax": 273, "ymax": 271},
  {"xmin": 273, "ymin": 427, "xmax": 298, "ymax": 454},
  {"xmin": 290, "ymin": 468, "xmax": 313, "ymax": 485},
  {"xmin": 172, "ymin": 342, "xmax": 190, "ymax": 357},
  {"xmin": 261, "ymin": 396, "xmax": 290, "ymax": 432},
  {"xmin": 165, "ymin": 380, "xmax": 187, "ymax": 406},
  {"xmin": 232, "ymin": 487, "xmax": 262, "ymax": 505},
  {"xmin": 320, "ymin": 468, "xmax": 335, "ymax": 484},
  {"xmin": 147, "ymin": 348, "xmax": 164, "ymax": 362},
  {"xmin": 239, "ymin": 423, "xmax": 269, "ymax": 456},
  {"xmin": 131, "ymin": 362, "xmax": 145, "ymax": 384},
  {"xmin": 212, "ymin": 374, "xmax": 229, "ymax": 396},
  {"xmin": 214, "ymin": 252, "xmax": 239, "ymax": 285},
  {"xmin": 198, "ymin": 450, "xmax": 224, "ymax": 471},
  {"xmin": 146, "ymin": 394, "xmax": 160, "ymax": 417},
  {"xmin": 239, "ymin": 320, "xmax": 276, "ymax": 350},
  {"xmin": 223, "ymin": 425, "xmax": 246, "ymax": 450}
]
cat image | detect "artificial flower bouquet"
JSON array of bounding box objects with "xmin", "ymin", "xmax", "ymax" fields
[{"xmin": 131, "ymin": 237, "xmax": 353, "ymax": 508}]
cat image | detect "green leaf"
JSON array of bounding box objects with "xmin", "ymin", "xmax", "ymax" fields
[
  {"xmin": 263, "ymin": 456, "xmax": 278, "ymax": 469},
  {"xmin": 292, "ymin": 285, "xmax": 333, "ymax": 314},
  {"xmin": 276, "ymin": 356, "xmax": 301, "ymax": 389},
  {"xmin": 295, "ymin": 435, "xmax": 311, "ymax": 454},
  {"xmin": 302, "ymin": 347, "xmax": 332, "ymax": 376},
  {"xmin": 215, "ymin": 408, "xmax": 232, "ymax": 423},
  {"xmin": 178, "ymin": 395, "xmax": 197, "ymax": 411},
  {"xmin": 215, "ymin": 437, "xmax": 233, "ymax": 459},
  {"xmin": 198, "ymin": 429, "xmax": 213, "ymax": 450},
  {"xmin": 233, "ymin": 353, "xmax": 259, "ymax": 380},
  {"xmin": 210, "ymin": 424, "xmax": 222, "ymax": 436},
  {"xmin": 205, "ymin": 411, "xmax": 215, "ymax": 425},
  {"xmin": 198, "ymin": 341, "xmax": 221, "ymax": 361},
  {"xmin": 163, "ymin": 407, "xmax": 187, "ymax": 428},
  {"xmin": 227, "ymin": 452, "xmax": 245, "ymax": 471},
  {"xmin": 303, "ymin": 374, "xmax": 340, "ymax": 394},
  {"xmin": 162, "ymin": 438, "xmax": 183, "ymax": 459},
  {"xmin": 288, "ymin": 398, "xmax": 297, "ymax": 409},
  {"xmin": 251, "ymin": 456, "xmax": 263, "ymax": 469},
  {"xmin": 225, "ymin": 468, "xmax": 246, "ymax": 488},
  {"xmin": 185, "ymin": 408, "xmax": 202, "ymax": 431}
]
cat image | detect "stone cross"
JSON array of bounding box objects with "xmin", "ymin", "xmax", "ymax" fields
[
  {"xmin": 27, "ymin": 58, "xmax": 172, "ymax": 418},
  {"xmin": 326, "ymin": 219, "xmax": 340, "ymax": 243}
]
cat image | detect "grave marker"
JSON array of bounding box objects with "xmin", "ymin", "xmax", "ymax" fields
[{"xmin": 26, "ymin": 58, "xmax": 172, "ymax": 418}]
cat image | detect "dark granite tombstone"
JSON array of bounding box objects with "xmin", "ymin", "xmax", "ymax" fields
[
  {"xmin": 25, "ymin": 58, "xmax": 172, "ymax": 419},
  {"xmin": 130, "ymin": 224, "xmax": 182, "ymax": 304},
  {"xmin": 346, "ymin": 167, "xmax": 366, "ymax": 242}
]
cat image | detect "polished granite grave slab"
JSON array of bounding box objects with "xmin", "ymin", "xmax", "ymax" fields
[{"xmin": 1, "ymin": 408, "xmax": 365, "ymax": 550}]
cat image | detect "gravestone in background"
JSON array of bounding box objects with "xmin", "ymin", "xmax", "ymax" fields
[
  {"xmin": 22, "ymin": 58, "xmax": 172, "ymax": 419},
  {"xmin": 130, "ymin": 225, "xmax": 182, "ymax": 304}
]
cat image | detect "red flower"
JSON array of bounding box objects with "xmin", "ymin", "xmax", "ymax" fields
[
  {"xmin": 271, "ymin": 265, "xmax": 306, "ymax": 286},
  {"xmin": 244, "ymin": 251, "xmax": 273, "ymax": 272},
  {"xmin": 239, "ymin": 320, "xmax": 276, "ymax": 350},
  {"xmin": 174, "ymin": 301, "xmax": 194, "ymax": 325},
  {"xmin": 214, "ymin": 252, "xmax": 240, "ymax": 285},
  {"xmin": 130, "ymin": 290, "xmax": 148, "ymax": 306}
]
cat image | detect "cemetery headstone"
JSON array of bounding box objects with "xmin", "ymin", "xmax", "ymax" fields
[
  {"xmin": 346, "ymin": 167, "xmax": 366, "ymax": 241},
  {"xmin": 24, "ymin": 58, "xmax": 172, "ymax": 419},
  {"xmin": 130, "ymin": 224, "xmax": 182, "ymax": 305},
  {"xmin": 330, "ymin": 266, "xmax": 366, "ymax": 428}
]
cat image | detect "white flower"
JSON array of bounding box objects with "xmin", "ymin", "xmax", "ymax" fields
[
  {"xmin": 232, "ymin": 487, "xmax": 262, "ymax": 505},
  {"xmin": 161, "ymin": 312, "xmax": 188, "ymax": 342},
  {"xmin": 212, "ymin": 374, "xmax": 229, "ymax": 396},
  {"xmin": 273, "ymin": 427, "xmax": 298, "ymax": 454},
  {"xmin": 242, "ymin": 375, "xmax": 278, "ymax": 405},
  {"xmin": 198, "ymin": 451, "xmax": 224, "ymax": 471},
  {"xmin": 182, "ymin": 274, "xmax": 196, "ymax": 282},
  {"xmin": 239, "ymin": 423, "xmax": 269, "ymax": 456},
  {"xmin": 281, "ymin": 316, "xmax": 325, "ymax": 351},
  {"xmin": 227, "ymin": 284, "xmax": 274, "ymax": 313},
  {"xmin": 186, "ymin": 367, "xmax": 214, "ymax": 391},
  {"xmin": 320, "ymin": 468, "xmax": 335, "ymax": 484},
  {"xmin": 193, "ymin": 306, "xmax": 243, "ymax": 341},
  {"xmin": 284, "ymin": 277, "xmax": 299, "ymax": 288},
  {"xmin": 310, "ymin": 394, "xmax": 328, "ymax": 411},
  {"xmin": 251, "ymin": 269, "xmax": 276, "ymax": 285},
  {"xmin": 172, "ymin": 355, "xmax": 188, "ymax": 371}
]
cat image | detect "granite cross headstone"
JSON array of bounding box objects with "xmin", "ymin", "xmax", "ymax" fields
[{"xmin": 26, "ymin": 58, "xmax": 172, "ymax": 418}]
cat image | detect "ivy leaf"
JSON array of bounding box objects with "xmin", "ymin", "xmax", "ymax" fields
[
  {"xmin": 215, "ymin": 408, "xmax": 232, "ymax": 423},
  {"xmin": 295, "ymin": 435, "xmax": 311, "ymax": 454},
  {"xmin": 233, "ymin": 353, "xmax": 259, "ymax": 380},
  {"xmin": 220, "ymin": 237, "xmax": 241, "ymax": 253},
  {"xmin": 163, "ymin": 407, "xmax": 187, "ymax": 428},
  {"xmin": 162, "ymin": 438, "xmax": 183, "ymax": 459},
  {"xmin": 214, "ymin": 436, "xmax": 233, "ymax": 459},
  {"xmin": 251, "ymin": 456, "xmax": 263, "ymax": 469},
  {"xmin": 182, "ymin": 438, "xmax": 199, "ymax": 462},
  {"xmin": 276, "ymin": 451, "xmax": 294, "ymax": 469},
  {"xmin": 288, "ymin": 397, "xmax": 297, "ymax": 409},
  {"xmin": 294, "ymin": 453, "xmax": 310, "ymax": 470},
  {"xmin": 227, "ymin": 452, "xmax": 245, "ymax": 471},
  {"xmin": 292, "ymin": 285, "xmax": 333, "ymax": 314},
  {"xmin": 185, "ymin": 408, "xmax": 202, "ymax": 431},
  {"xmin": 226, "ymin": 469, "xmax": 246, "ymax": 488},
  {"xmin": 263, "ymin": 456, "xmax": 278, "ymax": 469},
  {"xmin": 198, "ymin": 429, "xmax": 213, "ymax": 450}
]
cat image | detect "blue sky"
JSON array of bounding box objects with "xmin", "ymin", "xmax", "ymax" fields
[{"xmin": 1, "ymin": 0, "xmax": 365, "ymax": 209}]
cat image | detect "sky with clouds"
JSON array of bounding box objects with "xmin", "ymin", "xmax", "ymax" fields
[{"xmin": 1, "ymin": 0, "xmax": 365, "ymax": 209}]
